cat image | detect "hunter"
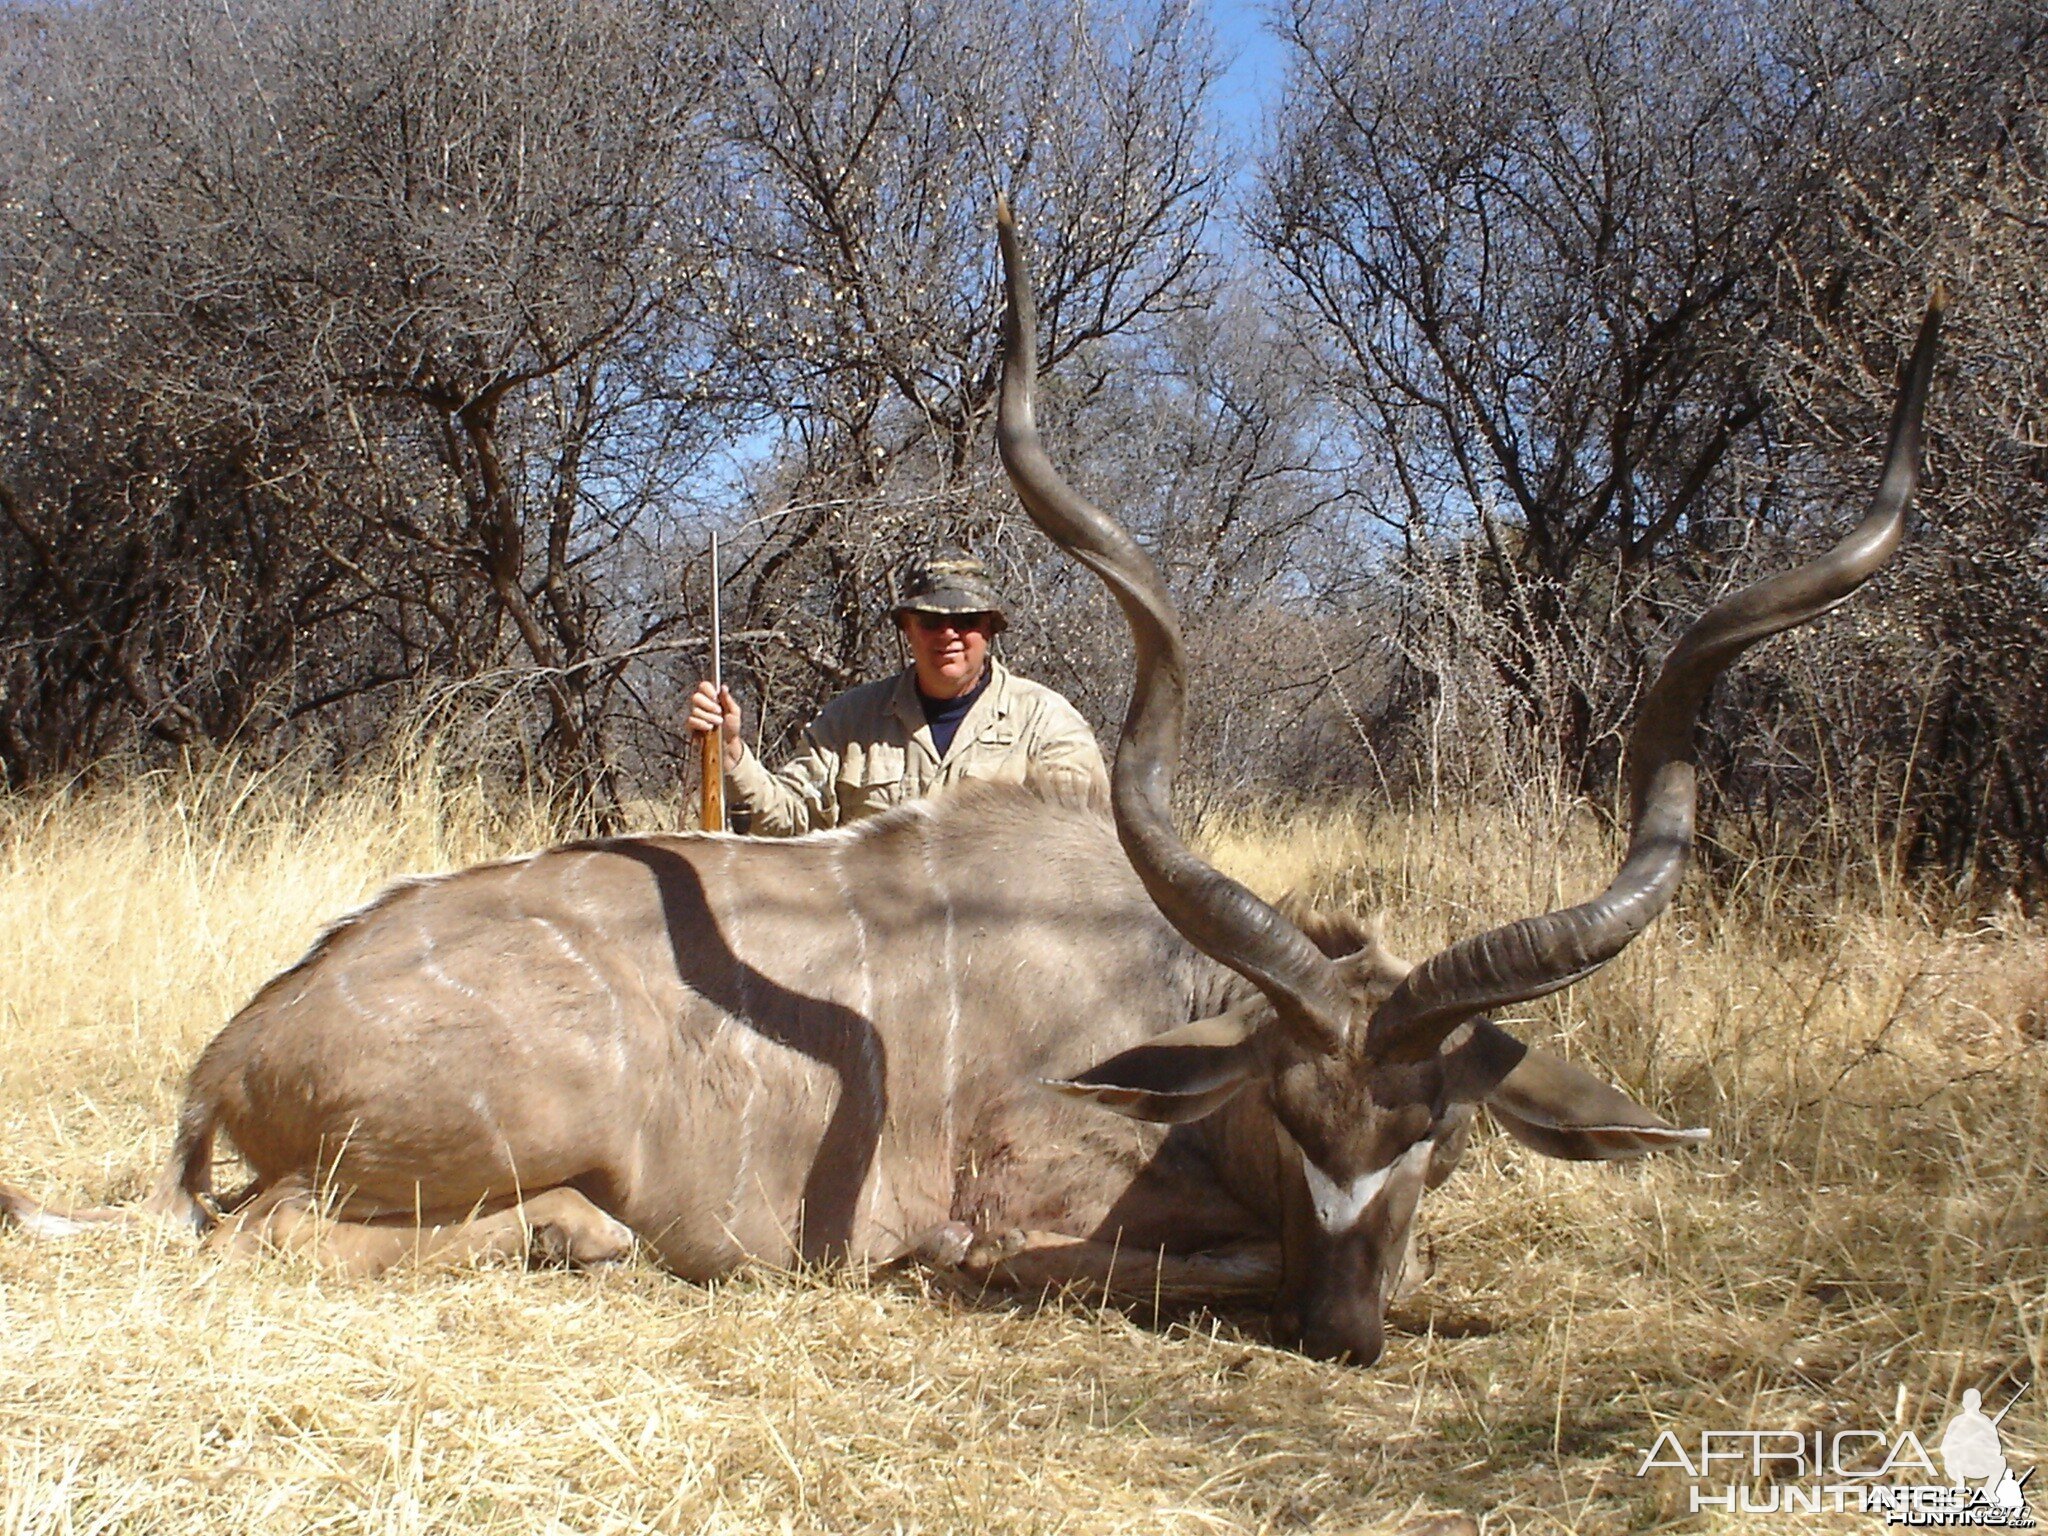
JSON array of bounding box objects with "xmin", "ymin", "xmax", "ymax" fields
[{"xmin": 687, "ymin": 548, "xmax": 1108, "ymax": 835}]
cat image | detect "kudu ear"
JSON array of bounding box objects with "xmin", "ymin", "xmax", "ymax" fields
[
  {"xmin": 1045, "ymin": 1005, "xmax": 1265, "ymax": 1126},
  {"xmin": 1482, "ymin": 1042, "xmax": 1709, "ymax": 1161}
]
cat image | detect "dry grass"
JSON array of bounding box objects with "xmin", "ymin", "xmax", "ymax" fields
[{"xmin": 2, "ymin": 763, "xmax": 2042, "ymax": 1534}]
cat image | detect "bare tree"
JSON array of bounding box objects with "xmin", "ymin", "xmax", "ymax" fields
[
  {"xmin": 991, "ymin": 283, "xmax": 1365, "ymax": 800},
  {"xmin": 4, "ymin": 0, "xmax": 2040, "ymax": 908},
  {"xmin": 1763, "ymin": 0, "xmax": 2048, "ymax": 892},
  {"xmin": 1253, "ymin": 0, "xmax": 1840, "ymax": 786},
  {"xmin": 681, "ymin": 0, "xmax": 1222, "ymax": 759},
  {"xmin": 0, "ymin": 0, "xmax": 729, "ymax": 807}
]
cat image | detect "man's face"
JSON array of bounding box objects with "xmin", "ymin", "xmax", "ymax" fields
[{"xmin": 901, "ymin": 610, "xmax": 993, "ymax": 699}]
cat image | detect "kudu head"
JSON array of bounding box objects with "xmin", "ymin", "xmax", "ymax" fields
[{"xmin": 994, "ymin": 203, "xmax": 1942, "ymax": 1364}]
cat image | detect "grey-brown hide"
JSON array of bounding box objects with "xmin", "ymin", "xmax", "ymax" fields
[
  {"xmin": 151, "ymin": 783, "xmax": 1249, "ymax": 1276},
  {"xmin": 0, "ymin": 771, "xmax": 1682, "ymax": 1364}
]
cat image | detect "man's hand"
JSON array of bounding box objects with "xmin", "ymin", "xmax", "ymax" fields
[{"xmin": 688, "ymin": 681, "xmax": 745, "ymax": 771}]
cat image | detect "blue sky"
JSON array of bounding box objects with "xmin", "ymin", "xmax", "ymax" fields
[{"xmin": 1207, "ymin": 0, "xmax": 1286, "ymax": 151}]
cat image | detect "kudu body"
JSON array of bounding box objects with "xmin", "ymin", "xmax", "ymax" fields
[{"xmin": 1, "ymin": 216, "xmax": 1940, "ymax": 1364}]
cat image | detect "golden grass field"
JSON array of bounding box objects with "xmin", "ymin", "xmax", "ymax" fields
[{"xmin": 1, "ymin": 760, "xmax": 2041, "ymax": 1534}]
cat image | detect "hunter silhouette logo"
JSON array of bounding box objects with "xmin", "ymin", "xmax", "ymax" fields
[
  {"xmin": 1937, "ymin": 1390, "xmax": 2032, "ymax": 1521},
  {"xmin": 1638, "ymin": 1385, "xmax": 2034, "ymax": 1524}
]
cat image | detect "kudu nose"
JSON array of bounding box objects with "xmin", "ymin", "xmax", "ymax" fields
[
  {"xmin": 1302, "ymin": 1320, "xmax": 1385, "ymax": 1367},
  {"xmin": 1273, "ymin": 1302, "xmax": 1385, "ymax": 1366}
]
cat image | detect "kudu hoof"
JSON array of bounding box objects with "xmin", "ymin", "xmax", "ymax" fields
[
  {"xmin": 962, "ymin": 1228, "xmax": 1028, "ymax": 1273},
  {"xmin": 908, "ymin": 1220, "xmax": 977, "ymax": 1270},
  {"xmin": 525, "ymin": 1201, "xmax": 636, "ymax": 1270}
]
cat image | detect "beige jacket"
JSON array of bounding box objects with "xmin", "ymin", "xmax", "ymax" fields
[{"xmin": 725, "ymin": 660, "xmax": 1108, "ymax": 836}]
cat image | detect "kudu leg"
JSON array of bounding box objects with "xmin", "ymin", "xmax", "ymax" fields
[
  {"xmin": 952, "ymin": 1229, "xmax": 1281, "ymax": 1303},
  {"xmin": 207, "ymin": 1183, "xmax": 637, "ymax": 1277}
]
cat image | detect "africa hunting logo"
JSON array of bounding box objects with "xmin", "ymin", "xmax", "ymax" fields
[{"xmin": 1637, "ymin": 1386, "xmax": 2034, "ymax": 1525}]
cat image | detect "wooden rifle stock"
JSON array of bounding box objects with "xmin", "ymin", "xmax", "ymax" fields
[{"xmin": 699, "ymin": 723, "xmax": 725, "ymax": 832}]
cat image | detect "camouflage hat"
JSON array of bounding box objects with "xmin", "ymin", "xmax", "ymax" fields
[{"xmin": 891, "ymin": 548, "xmax": 1009, "ymax": 634}]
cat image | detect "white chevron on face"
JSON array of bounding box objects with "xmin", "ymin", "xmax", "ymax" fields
[{"xmin": 1302, "ymin": 1141, "xmax": 1432, "ymax": 1234}]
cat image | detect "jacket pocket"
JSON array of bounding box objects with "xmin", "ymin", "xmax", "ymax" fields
[
  {"xmin": 959, "ymin": 725, "xmax": 1025, "ymax": 783},
  {"xmin": 839, "ymin": 744, "xmax": 906, "ymax": 820}
]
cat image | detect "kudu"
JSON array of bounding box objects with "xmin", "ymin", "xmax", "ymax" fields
[{"xmin": 0, "ymin": 213, "xmax": 1940, "ymax": 1365}]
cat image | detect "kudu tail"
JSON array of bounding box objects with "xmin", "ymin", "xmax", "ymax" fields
[
  {"xmin": 0, "ymin": 1082, "xmax": 221, "ymax": 1241},
  {"xmin": 0, "ymin": 1182, "xmax": 123, "ymax": 1237}
]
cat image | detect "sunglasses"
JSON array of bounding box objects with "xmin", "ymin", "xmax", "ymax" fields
[{"xmin": 907, "ymin": 611, "xmax": 991, "ymax": 634}]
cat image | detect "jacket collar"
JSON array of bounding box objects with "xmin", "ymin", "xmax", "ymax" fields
[{"xmin": 891, "ymin": 658, "xmax": 1013, "ymax": 758}]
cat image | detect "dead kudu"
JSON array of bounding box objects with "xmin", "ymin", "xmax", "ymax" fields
[{"xmin": 1, "ymin": 216, "xmax": 1941, "ymax": 1364}]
